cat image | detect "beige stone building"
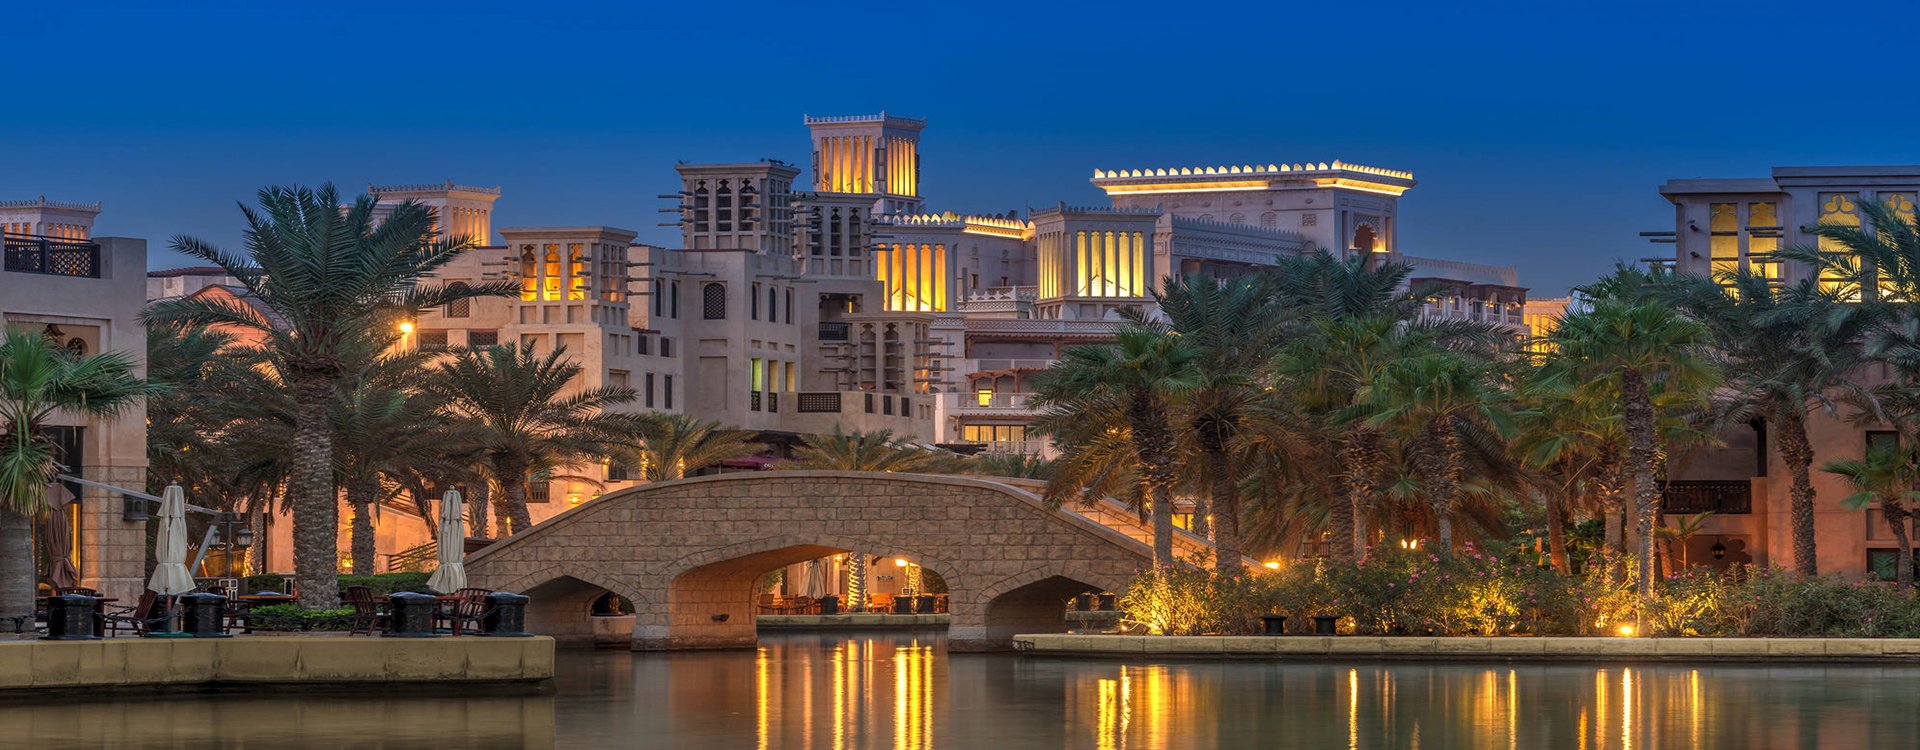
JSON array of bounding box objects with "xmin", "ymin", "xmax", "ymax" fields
[
  {"xmin": 153, "ymin": 112, "xmax": 1528, "ymax": 577},
  {"xmin": 2, "ymin": 199, "xmax": 151, "ymax": 603},
  {"xmin": 1655, "ymin": 166, "xmax": 1920, "ymax": 580}
]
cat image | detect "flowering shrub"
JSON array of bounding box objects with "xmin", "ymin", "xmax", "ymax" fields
[{"xmin": 1112, "ymin": 551, "xmax": 1920, "ymax": 637}]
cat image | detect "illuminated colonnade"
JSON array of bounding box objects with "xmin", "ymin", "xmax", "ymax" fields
[{"xmin": 877, "ymin": 243, "xmax": 947, "ymax": 312}]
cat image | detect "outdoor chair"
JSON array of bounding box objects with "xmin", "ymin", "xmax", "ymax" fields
[
  {"xmin": 788, "ymin": 595, "xmax": 815, "ymax": 615},
  {"xmin": 344, "ymin": 585, "xmax": 388, "ymax": 636},
  {"xmin": 438, "ymin": 587, "xmax": 491, "ymax": 635},
  {"xmin": 102, "ymin": 591, "xmax": 160, "ymax": 637},
  {"xmin": 756, "ymin": 593, "xmax": 777, "ymax": 614},
  {"xmin": 866, "ymin": 594, "xmax": 893, "ymax": 613}
]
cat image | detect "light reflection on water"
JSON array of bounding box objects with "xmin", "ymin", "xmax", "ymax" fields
[{"xmin": 5, "ymin": 631, "xmax": 1920, "ymax": 749}]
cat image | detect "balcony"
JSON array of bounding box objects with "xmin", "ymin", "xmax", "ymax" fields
[
  {"xmin": 3, "ymin": 234, "xmax": 100, "ymax": 278},
  {"xmin": 818, "ymin": 322, "xmax": 850, "ymax": 342},
  {"xmin": 1660, "ymin": 480, "xmax": 1752, "ymax": 514},
  {"xmin": 946, "ymin": 391, "xmax": 1038, "ymax": 414},
  {"xmin": 964, "ymin": 358, "xmax": 1056, "ymax": 374}
]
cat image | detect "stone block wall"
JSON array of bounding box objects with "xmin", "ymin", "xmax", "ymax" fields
[{"xmin": 466, "ymin": 472, "xmax": 1156, "ymax": 650}]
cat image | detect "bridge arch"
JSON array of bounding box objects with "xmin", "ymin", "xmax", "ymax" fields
[{"xmin": 464, "ymin": 471, "xmax": 1154, "ymax": 650}]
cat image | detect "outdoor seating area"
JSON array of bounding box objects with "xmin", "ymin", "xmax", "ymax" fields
[
  {"xmin": 755, "ymin": 593, "xmax": 949, "ymax": 616},
  {"xmin": 343, "ymin": 585, "xmax": 496, "ymax": 637}
]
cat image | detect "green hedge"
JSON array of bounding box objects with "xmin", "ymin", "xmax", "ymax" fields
[
  {"xmin": 242, "ymin": 572, "xmax": 434, "ymax": 597},
  {"xmin": 247, "ymin": 604, "xmax": 356, "ymax": 632}
]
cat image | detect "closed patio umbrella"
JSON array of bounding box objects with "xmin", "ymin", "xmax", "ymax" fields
[
  {"xmin": 147, "ymin": 484, "xmax": 195, "ymax": 596},
  {"xmin": 803, "ymin": 558, "xmax": 826, "ymax": 598},
  {"xmin": 40, "ymin": 484, "xmax": 80, "ymax": 590},
  {"xmin": 426, "ymin": 489, "xmax": 467, "ymax": 593}
]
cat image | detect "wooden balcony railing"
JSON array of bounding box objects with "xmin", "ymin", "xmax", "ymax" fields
[
  {"xmin": 1660, "ymin": 480, "xmax": 1752, "ymax": 514},
  {"xmin": 3, "ymin": 233, "xmax": 100, "ymax": 278}
]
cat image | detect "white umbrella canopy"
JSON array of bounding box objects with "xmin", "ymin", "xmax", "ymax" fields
[
  {"xmin": 426, "ymin": 489, "xmax": 468, "ymax": 593},
  {"xmin": 147, "ymin": 484, "xmax": 195, "ymax": 596}
]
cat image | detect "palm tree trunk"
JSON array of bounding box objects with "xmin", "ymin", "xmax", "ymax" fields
[
  {"xmin": 1546, "ymin": 493, "xmax": 1569, "ymax": 574},
  {"xmin": 0, "ymin": 509, "xmax": 35, "ymax": 638},
  {"xmin": 1426, "ymin": 419, "xmax": 1463, "ymax": 558},
  {"xmin": 469, "ymin": 482, "xmax": 491, "ymax": 538},
  {"xmin": 1621, "ymin": 369, "xmax": 1660, "ymax": 618},
  {"xmin": 289, "ymin": 375, "xmax": 341, "ymax": 609},
  {"xmin": 1326, "ymin": 432, "xmax": 1361, "ymax": 563},
  {"xmin": 1775, "ymin": 412, "xmax": 1819, "ymax": 577},
  {"xmin": 1131, "ymin": 393, "xmax": 1178, "ymax": 568},
  {"xmin": 845, "ymin": 553, "xmax": 867, "ymax": 610},
  {"xmin": 1190, "ymin": 495, "xmax": 1210, "ymax": 541},
  {"xmin": 491, "ymin": 454, "xmax": 533, "ymax": 535},
  {"xmin": 1206, "ymin": 448, "xmax": 1242, "ymax": 574},
  {"xmin": 1597, "ymin": 451, "xmax": 1626, "ymax": 574},
  {"xmin": 346, "ymin": 478, "xmax": 378, "ymax": 576},
  {"xmin": 1349, "ymin": 430, "xmax": 1380, "ymax": 560},
  {"xmin": 1886, "ymin": 500, "xmax": 1913, "ymax": 590}
]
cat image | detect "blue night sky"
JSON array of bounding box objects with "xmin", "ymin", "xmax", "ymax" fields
[{"xmin": 6, "ymin": 1, "xmax": 1918, "ymax": 295}]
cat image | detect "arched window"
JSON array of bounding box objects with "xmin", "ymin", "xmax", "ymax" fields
[
  {"xmin": 768, "ymin": 286, "xmax": 779, "ymax": 323},
  {"xmin": 1352, "ymin": 224, "xmax": 1379, "ymax": 254},
  {"xmin": 702, "ymin": 283, "xmax": 727, "ymax": 320},
  {"xmin": 1260, "ymin": 211, "xmax": 1277, "ymax": 228},
  {"xmin": 1229, "ymin": 212, "xmax": 1245, "ymax": 224}
]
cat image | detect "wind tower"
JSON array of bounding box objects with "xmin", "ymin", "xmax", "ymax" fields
[{"xmin": 804, "ymin": 113, "xmax": 926, "ymax": 215}]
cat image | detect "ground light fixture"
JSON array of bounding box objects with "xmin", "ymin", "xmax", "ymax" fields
[
  {"xmin": 1263, "ymin": 561, "xmax": 1281, "ymax": 570},
  {"xmin": 398, "ymin": 320, "xmax": 415, "ymax": 333},
  {"xmin": 1616, "ymin": 624, "xmax": 1637, "ymax": 637}
]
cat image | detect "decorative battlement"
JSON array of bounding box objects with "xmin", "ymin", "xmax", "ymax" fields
[
  {"xmin": 885, "ymin": 211, "xmax": 1032, "ymax": 238},
  {"xmin": 1030, "ymin": 204, "xmax": 1162, "ymax": 218},
  {"xmin": 1166, "ymin": 213, "xmax": 1307, "ymax": 239},
  {"xmin": 1091, "ymin": 160, "xmax": 1413, "ymax": 181},
  {"xmin": 368, "ymin": 181, "xmax": 502, "ymax": 196},
  {"xmin": 965, "ymin": 286, "xmax": 1038, "ymax": 303},
  {"xmin": 803, "ymin": 112, "xmax": 927, "ymax": 128},
  {"xmin": 0, "ymin": 197, "xmax": 101, "ymax": 212}
]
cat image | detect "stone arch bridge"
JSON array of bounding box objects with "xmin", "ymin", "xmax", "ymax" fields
[{"xmin": 465, "ymin": 471, "xmax": 1165, "ymax": 650}]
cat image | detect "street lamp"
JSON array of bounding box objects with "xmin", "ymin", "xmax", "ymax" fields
[{"xmin": 213, "ymin": 512, "xmax": 253, "ymax": 577}]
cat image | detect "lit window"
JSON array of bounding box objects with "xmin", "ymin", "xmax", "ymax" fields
[
  {"xmin": 976, "ymin": 389, "xmax": 993, "ymax": 407},
  {"xmin": 1818, "ymin": 193, "xmax": 1862, "ymax": 299},
  {"xmin": 1747, "ymin": 203, "xmax": 1781, "ymax": 282},
  {"xmin": 1709, "ymin": 203, "xmax": 1739, "ymax": 281}
]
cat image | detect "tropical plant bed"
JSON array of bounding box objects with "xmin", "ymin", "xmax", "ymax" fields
[
  {"xmin": 1115, "ymin": 548, "xmax": 1920, "ymax": 639},
  {"xmin": 1011, "ymin": 633, "xmax": 1920, "ymax": 662}
]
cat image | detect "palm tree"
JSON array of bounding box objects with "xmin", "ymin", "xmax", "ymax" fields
[
  {"xmin": 1514, "ymin": 369, "xmax": 1623, "ymax": 574},
  {"xmin": 1547, "ymin": 290, "xmax": 1719, "ymax": 614},
  {"xmin": 625, "ymin": 414, "xmax": 761, "ymax": 481},
  {"xmin": 1666, "ymin": 271, "xmax": 1868, "ymax": 576},
  {"xmin": 1352, "ymin": 352, "xmax": 1517, "ymax": 555},
  {"xmin": 787, "ymin": 428, "xmax": 942, "ymax": 472},
  {"xmin": 1154, "ymin": 273, "xmax": 1285, "ymax": 573},
  {"xmin": 331, "ymin": 351, "xmax": 460, "ymax": 575},
  {"xmin": 424, "ymin": 344, "xmax": 639, "ymax": 534},
  {"xmin": 1032, "ymin": 326, "xmax": 1201, "ymax": 568},
  {"xmin": 144, "ymin": 184, "xmax": 508, "ymax": 607},
  {"xmin": 1823, "ymin": 443, "xmax": 1919, "ymax": 588},
  {"xmin": 961, "ymin": 452, "xmax": 1055, "ymax": 480},
  {"xmin": 1, "ymin": 330, "xmax": 157, "ymax": 632}
]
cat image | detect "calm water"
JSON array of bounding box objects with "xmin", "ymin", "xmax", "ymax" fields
[{"xmin": 6, "ymin": 631, "xmax": 1920, "ymax": 749}]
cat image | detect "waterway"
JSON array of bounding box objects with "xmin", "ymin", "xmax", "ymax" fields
[{"xmin": 5, "ymin": 630, "xmax": 1919, "ymax": 748}]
